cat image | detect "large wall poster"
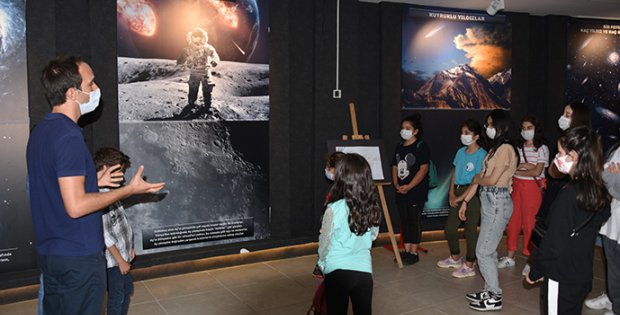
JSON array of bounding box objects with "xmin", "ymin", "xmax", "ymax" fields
[
  {"xmin": 566, "ymin": 19, "xmax": 620, "ymax": 153},
  {"xmin": 117, "ymin": 0, "xmax": 270, "ymax": 255},
  {"xmin": 0, "ymin": 0, "xmax": 36, "ymax": 273},
  {"xmin": 400, "ymin": 6, "xmax": 511, "ymax": 230},
  {"xmin": 401, "ymin": 7, "xmax": 512, "ymax": 110}
]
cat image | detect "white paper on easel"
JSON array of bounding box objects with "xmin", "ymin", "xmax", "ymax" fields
[{"xmin": 335, "ymin": 146, "xmax": 385, "ymax": 180}]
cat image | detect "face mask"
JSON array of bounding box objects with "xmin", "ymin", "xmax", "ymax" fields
[
  {"xmin": 400, "ymin": 129, "xmax": 413, "ymax": 141},
  {"xmin": 485, "ymin": 127, "xmax": 496, "ymax": 140},
  {"xmin": 554, "ymin": 154, "xmax": 574, "ymax": 174},
  {"xmin": 77, "ymin": 88, "xmax": 101, "ymax": 115},
  {"xmin": 324, "ymin": 168, "xmax": 334, "ymax": 181},
  {"xmin": 558, "ymin": 116, "xmax": 571, "ymax": 130},
  {"xmin": 521, "ymin": 129, "xmax": 535, "ymax": 141},
  {"xmin": 461, "ymin": 134, "xmax": 474, "ymax": 146}
]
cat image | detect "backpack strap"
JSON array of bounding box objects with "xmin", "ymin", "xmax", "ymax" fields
[{"xmin": 570, "ymin": 212, "xmax": 596, "ymax": 237}]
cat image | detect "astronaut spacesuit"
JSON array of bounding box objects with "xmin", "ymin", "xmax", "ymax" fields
[{"xmin": 177, "ymin": 28, "xmax": 220, "ymax": 111}]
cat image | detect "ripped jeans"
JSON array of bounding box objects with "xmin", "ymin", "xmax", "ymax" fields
[{"xmin": 476, "ymin": 186, "xmax": 513, "ymax": 295}]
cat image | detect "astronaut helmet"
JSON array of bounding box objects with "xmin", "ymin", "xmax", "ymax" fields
[{"xmin": 188, "ymin": 28, "xmax": 208, "ymax": 46}]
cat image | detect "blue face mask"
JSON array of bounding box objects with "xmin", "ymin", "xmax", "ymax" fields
[
  {"xmin": 325, "ymin": 168, "xmax": 335, "ymax": 181},
  {"xmin": 77, "ymin": 88, "xmax": 101, "ymax": 115}
]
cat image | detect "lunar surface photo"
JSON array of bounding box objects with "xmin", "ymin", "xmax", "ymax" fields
[{"xmin": 117, "ymin": 0, "xmax": 270, "ymax": 254}]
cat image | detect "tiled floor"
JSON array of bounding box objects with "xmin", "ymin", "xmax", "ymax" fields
[{"xmin": 0, "ymin": 238, "xmax": 610, "ymax": 315}]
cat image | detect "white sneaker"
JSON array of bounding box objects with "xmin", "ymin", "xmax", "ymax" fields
[
  {"xmin": 437, "ymin": 256, "xmax": 462, "ymax": 269},
  {"xmin": 603, "ymin": 311, "xmax": 616, "ymax": 315},
  {"xmin": 469, "ymin": 292, "xmax": 503, "ymax": 311},
  {"xmin": 585, "ymin": 292, "xmax": 612, "ymax": 310},
  {"xmin": 497, "ymin": 256, "xmax": 515, "ymax": 268},
  {"xmin": 521, "ymin": 264, "xmax": 530, "ymax": 276}
]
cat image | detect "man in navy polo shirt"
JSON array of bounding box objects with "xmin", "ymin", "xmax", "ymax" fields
[{"xmin": 27, "ymin": 56, "xmax": 165, "ymax": 315}]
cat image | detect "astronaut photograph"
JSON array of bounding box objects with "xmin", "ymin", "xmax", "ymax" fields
[{"xmin": 116, "ymin": 0, "xmax": 270, "ymax": 255}]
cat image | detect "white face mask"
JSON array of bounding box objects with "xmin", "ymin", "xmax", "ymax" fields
[
  {"xmin": 521, "ymin": 129, "xmax": 535, "ymax": 141},
  {"xmin": 554, "ymin": 154, "xmax": 574, "ymax": 174},
  {"xmin": 400, "ymin": 129, "xmax": 413, "ymax": 141},
  {"xmin": 77, "ymin": 88, "xmax": 101, "ymax": 115},
  {"xmin": 485, "ymin": 127, "xmax": 496, "ymax": 140},
  {"xmin": 461, "ymin": 134, "xmax": 474, "ymax": 146},
  {"xmin": 558, "ymin": 116, "xmax": 571, "ymax": 130},
  {"xmin": 324, "ymin": 168, "xmax": 334, "ymax": 181}
]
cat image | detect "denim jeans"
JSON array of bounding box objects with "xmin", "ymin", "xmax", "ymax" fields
[
  {"xmin": 476, "ymin": 187, "xmax": 513, "ymax": 295},
  {"xmin": 39, "ymin": 252, "xmax": 106, "ymax": 315},
  {"xmin": 603, "ymin": 236, "xmax": 620, "ymax": 315},
  {"xmin": 106, "ymin": 266, "xmax": 134, "ymax": 315},
  {"xmin": 38, "ymin": 273, "xmax": 44, "ymax": 315}
]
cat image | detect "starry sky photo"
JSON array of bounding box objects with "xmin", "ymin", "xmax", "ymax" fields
[{"xmin": 566, "ymin": 19, "xmax": 620, "ymax": 152}]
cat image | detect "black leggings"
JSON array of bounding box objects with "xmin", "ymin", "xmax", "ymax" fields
[
  {"xmin": 397, "ymin": 202, "xmax": 423, "ymax": 244},
  {"xmin": 325, "ymin": 269, "xmax": 373, "ymax": 315}
]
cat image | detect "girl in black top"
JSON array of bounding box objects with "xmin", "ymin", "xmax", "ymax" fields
[
  {"xmin": 527, "ymin": 126, "xmax": 610, "ymax": 315},
  {"xmin": 392, "ymin": 114, "xmax": 430, "ymax": 265}
]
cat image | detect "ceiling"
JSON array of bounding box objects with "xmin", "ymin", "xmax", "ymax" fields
[{"xmin": 360, "ymin": 0, "xmax": 620, "ymax": 19}]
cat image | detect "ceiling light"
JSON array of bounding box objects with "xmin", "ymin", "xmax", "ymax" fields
[{"xmin": 487, "ymin": 0, "xmax": 505, "ymax": 16}]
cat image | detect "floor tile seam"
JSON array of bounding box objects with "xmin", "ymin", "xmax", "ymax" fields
[
  {"xmin": 261, "ymin": 261, "xmax": 324, "ymax": 288},
  {"xmin": 254, "ymin": 300, "xmax": 313, "ymax": 314},
  {"xmin": 374, "ymin": 269, "xmax": 450, "ymax": 286},
  {"xmin": 395, "ymin": 301, "xmax": 445, "ymax": 315},
  {"xmin": 396, "ymin": 293, "xmax": 483, "ymax": 315},
  {"xmin": 261, "ymin": 261, "xmax": 296, "ymax": 281},
  {"xmin": 152, "ymin": 285, "xmax": 237, "ymax": 303},
  {"xmin": 501, "ymin": 298, "xmax": 540, "ymax": 312},
  {"xmin": 211, "ymin": 273, "xmax": 261, "ymax": 313},
  {"xmin": 141, "ymin": 272, "xmax": 211, "ymax": 285},
  {"xmin": 129, "ymin": 300, "xmax": 158, "ymax": 307},
  {"xmin": 141, "ymin": 282, "xmax": 170, "ymax": 315}
]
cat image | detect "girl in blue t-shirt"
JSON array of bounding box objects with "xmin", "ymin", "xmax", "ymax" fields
[
  {"xmin": 318, "ymin": 153, "xmax": 382, "ymax": 314},
  {"xmin": 437, "ymin": 119, "xmax": 487, "ymax": 278}
]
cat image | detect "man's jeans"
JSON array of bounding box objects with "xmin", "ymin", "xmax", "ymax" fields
[
  {"xmin": 476, "ymin": 187, "xmax": 513, "ymax": 295},
  {"xmin": 39, "ymin": 252, "xmax": 106, "ymax": 315}
]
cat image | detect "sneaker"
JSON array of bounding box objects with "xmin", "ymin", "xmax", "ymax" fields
[
  {"xmin": 437, "ymin": 256, "xmax": 462, "ymax": 269},
  {"xmin": 603, "ymin": 312, "xmax": 617, "ymax": 315},
  {"xmin": 452, "ymin": 264, "xmax": 476, "ymax": 278},
  {"xmin": 466, "ymin": 290, "xmax": 491, "ymax": 303},
  {"xmin": 521, "ymin": 264, "xmax": 530, "ymax": 276},
  {"xmin": 402, "ymin": 252, "xmax": 420, "ymax": 265},
  {"xmin": 394, "ymin": 251, "xmax": 407, "ymax": 263},
  {"xmin": 469, "ymin": 293, "xmax": 502, "ymax": 311},
  {"xmin": 585, "ymin": 292, "xmax": 612, "ymax": 310},
  {"xmin": 497, "ymin": 256, "xmax": 515, "ymax": 268}
]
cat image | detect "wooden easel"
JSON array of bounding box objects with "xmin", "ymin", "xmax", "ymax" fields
[{"xmin": 342, "ymin": 102, "xmax": 403, "ymax": 268}]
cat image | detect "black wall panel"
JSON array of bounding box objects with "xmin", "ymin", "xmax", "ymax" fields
[{"xmin": 12, "ymin": 0, "xmax": 576, "ymax": 286}]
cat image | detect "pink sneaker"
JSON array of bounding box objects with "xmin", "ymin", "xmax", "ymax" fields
[
  {"xmin": 437, "ymin": 256, "xmax": 462, "ymax": 268},
  {"xmin": 452, "ymin": 264, "xmax": 476, "ymax": 278}
]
